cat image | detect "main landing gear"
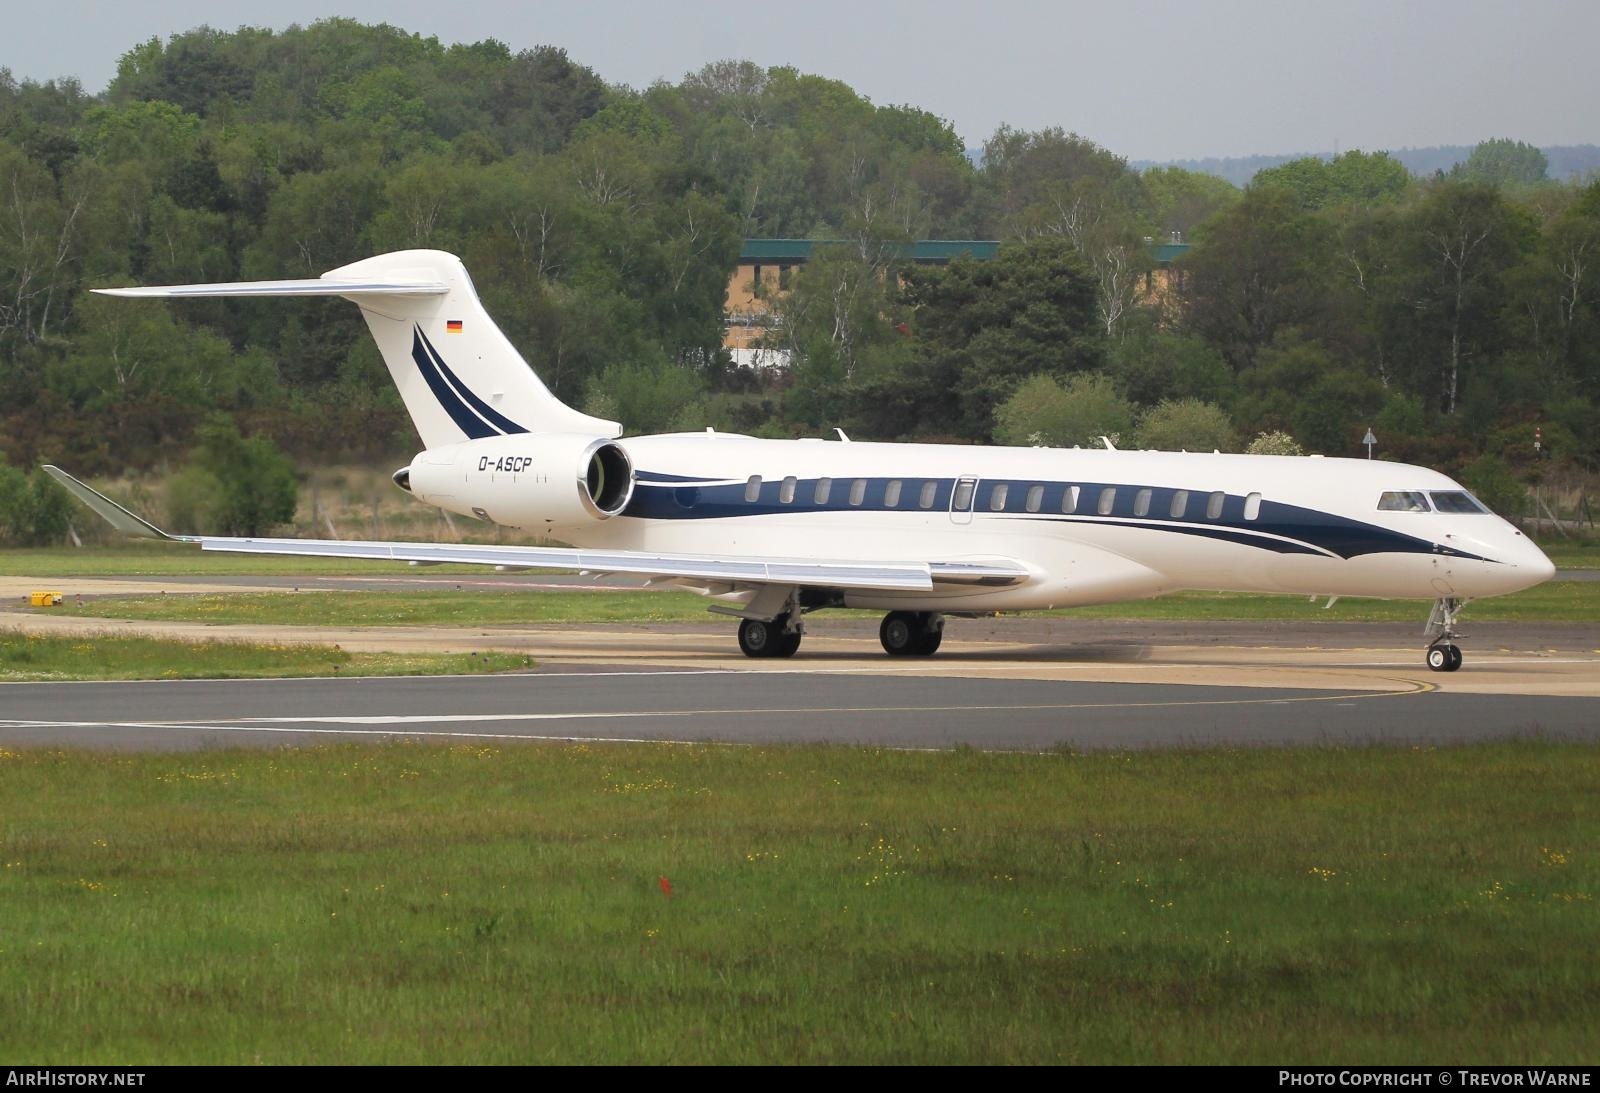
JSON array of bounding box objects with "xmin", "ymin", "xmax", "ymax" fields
[
  {"xmin": 738, "ymin": 614, "xmax": 803, "ymax": 658},
  {"xmin": 879, "ymin": 611, "xmax": 944, "ymax": 656},
  {"xmin": 1424, "ymin": 596, "xmax": 1467, "ymax": 673}
]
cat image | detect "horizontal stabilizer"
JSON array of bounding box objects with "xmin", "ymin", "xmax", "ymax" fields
[{"xmin": 94, "ymin": 279, "xmax": 447, "ymax": 299}]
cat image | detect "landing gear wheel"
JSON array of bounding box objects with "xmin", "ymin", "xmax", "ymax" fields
[
  {"xmin": 738, "ymin": 616, "xmax": 802, "ymax": 658},
  {"xmin": 1424, "ymin": 598, "xmax": 1469, "ymax": 673},
  {"xmin": 880, "ymin": 612, "xmax": 918, "ymax": 656},
  {"xmin": 880, "ymin": 612, "xmax": 942, "ymax": 657},
  {"xmin": 1427, "ymin": 643, "xmax": 1462, "ymax": 673},
  {"xmin": 739, "ymin": 618, "xmax": 777, "ymax": 658}
]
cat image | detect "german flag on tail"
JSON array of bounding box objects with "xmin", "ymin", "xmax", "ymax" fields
[{"xmin": 445, "ymin": 319, "xmax": 463, "ymax": 333}]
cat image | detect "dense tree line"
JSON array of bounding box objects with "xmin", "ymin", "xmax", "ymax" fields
[{"xmin": 1, "ymin": 18, "xmax": 1597, "ymax": 532}]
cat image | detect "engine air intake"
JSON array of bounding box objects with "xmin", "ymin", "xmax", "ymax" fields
[{"xmin": 583, "ymin": 440, "xmax": 635, "ymax": 518}]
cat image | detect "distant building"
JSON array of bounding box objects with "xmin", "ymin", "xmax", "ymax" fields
[
  {"xmin": 723, "ymin": 240, "xmax": 1000, "ymax": 358},
  {"xmin": 722, "ymin": 237, "xmax": 1190, "ymax": 364}
]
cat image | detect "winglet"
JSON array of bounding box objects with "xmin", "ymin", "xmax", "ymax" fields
[{"xmin": 41, "ymin": 466, "xmax": 193, "ymax": 542}]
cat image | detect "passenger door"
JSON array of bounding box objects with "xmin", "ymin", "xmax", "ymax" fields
[{"xmin": 949, "ymin": 476, "xmax": 978, "ymax": 525}]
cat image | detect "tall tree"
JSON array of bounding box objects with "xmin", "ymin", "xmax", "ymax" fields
[
  {"xmin": 1401, "ymin": 182, "xmax": 1534, "ymax": 413},
  {"xmin": 1179, "ymin": 187, "xmax": 1331, "ymax": 371},
  {"xmin": 1452, "ymin": 139, "xmax": 1549, "ymax": 187}
]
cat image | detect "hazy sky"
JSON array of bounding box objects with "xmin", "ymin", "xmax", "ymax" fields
[{"xmin": 3, "ymin": 0, "xmax": 1596, "ymax": 161}]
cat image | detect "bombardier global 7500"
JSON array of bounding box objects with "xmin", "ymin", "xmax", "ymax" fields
[{"xmin": 47, "ymin": 250, "xmax": 1555, "ymax": 671}]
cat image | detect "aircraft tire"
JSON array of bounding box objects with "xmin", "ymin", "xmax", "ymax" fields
[
  {"xmin": 880, "ymin": 612, "xmax": 919, "ymax": 656},
  {"xmin": 1427, "ymin": 643, "xmax": 1462, "ymax": 672},
  {"xmin": 739, "ymin": 618, "xmax": 778, "ymax": 658}
]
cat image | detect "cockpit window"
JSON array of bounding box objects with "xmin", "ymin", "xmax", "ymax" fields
[
  {"xmin": 1377, "ymin": 491, "xmax": 1431, "ymax": 512},
  {"xmin": 1430, "ymin": 491, "xmax": 1489, "ymax": 514}
]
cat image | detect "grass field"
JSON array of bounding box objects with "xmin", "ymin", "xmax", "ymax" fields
[
  {"xmin": 1541, "ymin": 541, "xmax": 1600, "ymax": 570},
  {"xmin": 0, "ymin": 740, "xmax": 1594, "ymax": 1064},
  {"xmin": 0, "ymin": 629, "xmax": 533, "ymax": 681},
  {"xmin": 42, "ymin": 579, "xmax": 1600, "ymax": 627}
]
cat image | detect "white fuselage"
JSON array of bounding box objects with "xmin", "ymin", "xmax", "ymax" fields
[{"xmin": 412, "ymin": 432, "xmax": 1555, "ymax": 613}]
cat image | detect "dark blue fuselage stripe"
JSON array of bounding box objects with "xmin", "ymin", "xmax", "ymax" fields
[
  {"xmin": 622, "ymin": 474, "xmax": 1489, "ymax": 562},
  {"xmin": 1015, "ymin": 516, "xmax": 1330, "ymax": 556},
  {"xmin": 412, "ymin": 329, "xmax": 497, "ymax": 439},
  {"xmin": 417, "ymin": 329, "xmax": 528, "ymax": 435}
]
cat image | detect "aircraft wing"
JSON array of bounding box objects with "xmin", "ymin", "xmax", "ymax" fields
[{"xmin": 43, "ymin": 466, "xmax": 1027, "ymax": 592}]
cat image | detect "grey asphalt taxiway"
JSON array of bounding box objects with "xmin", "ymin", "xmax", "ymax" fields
[{"xmin": 3, "ymin": 668, "xmax": 1597, "ymax": 752}]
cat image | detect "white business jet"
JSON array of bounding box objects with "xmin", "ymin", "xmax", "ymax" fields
[{"xmin": 46, "ymin": 250, "xmax": 1555, "ymax": 671}]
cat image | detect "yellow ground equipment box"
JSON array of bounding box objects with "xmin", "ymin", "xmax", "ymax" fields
[{"xmin": 29, "ymin": 591, "xmax": 63, "ymax": 607}]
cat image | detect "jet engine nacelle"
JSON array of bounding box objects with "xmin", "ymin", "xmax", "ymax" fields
[{"xmin": 398, "ymin": 433, "xmax": 635, "ymax": 529}]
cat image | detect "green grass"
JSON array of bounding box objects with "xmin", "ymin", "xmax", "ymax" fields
[
  {"xmin": 46, "ymin": 579, "xmax": 1600, "ymax": 627},
  {"xmin": 1541, "ymin": 540, "xmax": 1600, "ymax": 570},
  {"xmin": 0, "ymin": 740, "xmax": 1594, "ymax": 1064},
  {"xmin": 0, "ymin": 629, "xmax": 533, "ymax": 681}
]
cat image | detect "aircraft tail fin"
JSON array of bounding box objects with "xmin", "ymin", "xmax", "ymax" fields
[{"xmin": 94, "ymin": 250, "xmax": 621, "ymax": 449}]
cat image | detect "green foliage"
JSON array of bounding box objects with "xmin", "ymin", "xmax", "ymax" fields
[
  {"xmin": 1140, "ymin": 165, "xmax": 1239, "ymax": 235},
  {"xmin": 1452, "ymin": 139, "xmax": 1549, "ymax": 187},
  {"xmin": 0, "ymin": 455, "xmax": 72, "ymax": 546},
  {"xmin": 0, "ymin": 17, "xmax": 1593, "ymax": 500},
  {"xmin": 1374, "ymin": 393, "xmax": 1428, "ymax": 438},
  {"xmin": 1252, "ymin": 150, "xmax": 1411, "ymax": 210},
  {"xmin": 1181, "ymin": 187, "xmax": 1333, "ymax": 371},
  {"xmin": 1135, "ymin": 399, "xmax": 1237, "ymax": 452},
  {"xmin": 1461, "ymin": 454, "xmax": 1528, "ymax": 517},
  {"xmin": 584, "ymin": 361, "xmax": 703, "ymax": 436},
  {"xmin": 905, "ymin": 238, "xmax": 1106, "ymax": 437},
  {"xmin": 1107, "ymin": 329, "xmax": 1232, "ymax": 406},
  {"xmin": 1245, "ymin": 431, "xmax": 1305, "ymax": 456},
  {"xmin": 175, "ymin": 416, "xmax": 298, "ymax": 536},
  {"xmin": 993, "ymin": 373, "xmax": 1134, "ymax": 448}
]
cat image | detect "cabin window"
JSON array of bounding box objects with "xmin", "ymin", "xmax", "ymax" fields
[
  {"xmin": 814, "ymin": 477, "xmax": 832, "ymax": 505},
  {"xmin": 952, "ymin": 479, "xmax": 976, "ymax": 511},
  {"xmin": 1133, "ymin": 488, "xmax": 1152, "ymax": 517},
  {"xmin": 919, "ymin": 481, "xmax": 938, "ymax": 509},
  {"xmin": 1430, "ymin": 491, "xmax": 1489, "ymax": 514},
  {"xmin": 1244, "ymin": 492, "xmax": 1263, "ymax": 521},
  {"xmin": 1206, "ymin": 491, "xmax": 1225, "ymax": 519},
  {"xmin": 849, "ymin": 479, "xmax": 868, "ymax": 506},
  {"xmin": 1062, "ymin": 485, "xmax": 1080, "ymax": 514},
  {"xmin": 744, "ymin": 475, "xmax": 762, "ymax": 502},
  {"xmin": 1170, "ymin": 490, "xmax": 1188, "ymax": 519},
  {"xmin": 988, "ymin": 483, "xmax": 1010, "ymax": 511},
  {"xmin": 884, "ymin": 480, "xmax": 902, "ymax": 508},
  {"xmin": 1378, "ymin": 490, "xmax": 1431, "ymax": 512},
  {"xmin": 1026, "ymin": 485, "xmax": 1044, "ymax": 512},
  {"xmin": 779, "ymin": 476, "xmax": 797, "ymax": 504},
  {"xmin": 1097, "ymin": 487, "xmax": 1116, "ymax": 515}
]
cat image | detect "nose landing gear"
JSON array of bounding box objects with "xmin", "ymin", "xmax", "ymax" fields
[{"xmin": 1424, "ymin": 597, "xmax": 1468, "ymax": 672}]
